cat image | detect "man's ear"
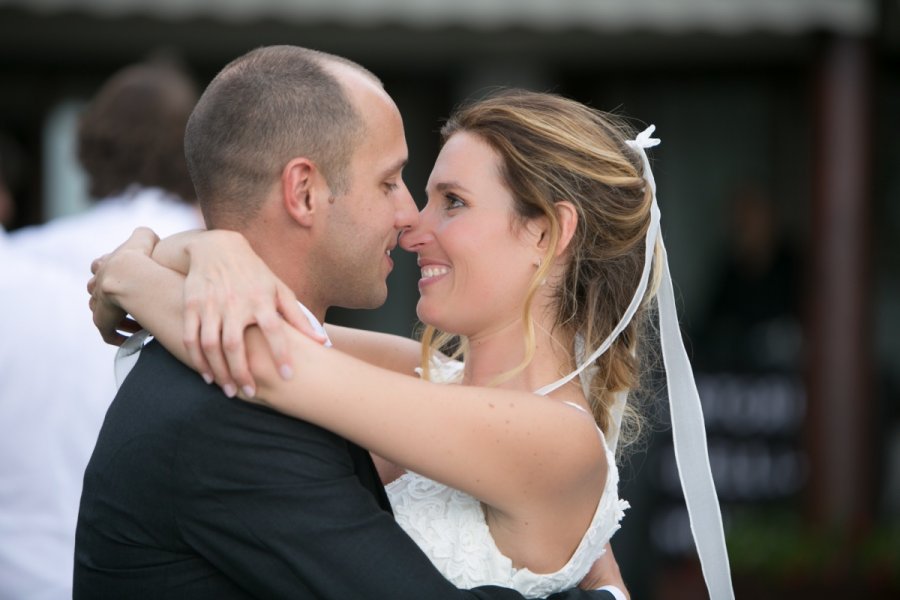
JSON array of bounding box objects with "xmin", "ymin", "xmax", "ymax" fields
[
  {"xmin": 531, "ymin": 201, "xmax": 579, "ymax": 257},
  {"xmin": 282, "ymin": 157, "xmax": 327, "ymax": 227}
]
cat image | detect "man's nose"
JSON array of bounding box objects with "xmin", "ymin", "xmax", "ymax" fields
[{"xmin": 394, "ymin": 183, "xmax": 419, "ymax": 230}]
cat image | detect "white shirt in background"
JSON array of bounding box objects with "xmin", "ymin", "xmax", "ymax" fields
[
  {"xmin": 0, "ymin": 228, "xmax": 118, "ymax": 599},
  {"xmin": 11, "ymin": 185, "xmax": 203, "ymax": 276}
]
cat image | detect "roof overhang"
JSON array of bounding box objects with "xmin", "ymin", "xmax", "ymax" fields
[{"xmin": 0, "ymin": 0, "xmax": 876, "ymax": 35}]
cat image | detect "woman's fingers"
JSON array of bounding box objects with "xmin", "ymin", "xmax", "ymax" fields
[
  {"xmin": 90, "ymin": 253, "xmax": 110, "ymax": 276},
  {"xmin": 89, "ymin": 266, "xmax": 129, "ymax": 346},
  {"xmin": 87, "ymin": 228, "xmax": 161, "ymax": 345},
  {"xmin": 271, "ymin": 283, "xmax": 328, "ymax": 380},
  {"xmin": 255, "ymin": 309, "xmax": 291, "ymax": 384},
  {"xmin": 222, "ymin": 313, "xmax": 255, "ymax": 398},
  {"xmin": 180, "ymin": 234, "xmax": 314, "ymax": 392},
  {"xmin": 183, "ymin": 259, "xmax": 233, "ymax": 388},
  {"xmin": 183, "ymin": 306, "xmax": 213, "ymax": 385},
  {"xmin": 123, "ymin": 226, "xmax": 160, "ymax": 256},
  {"xmin": 200, "ymin": 311, "xmax": 234, "ymax": 396}
]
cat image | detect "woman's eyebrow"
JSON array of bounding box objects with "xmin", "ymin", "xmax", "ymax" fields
[{"xmin": 430, "ymin": 181, "xmax": 471, "ymax": 194}]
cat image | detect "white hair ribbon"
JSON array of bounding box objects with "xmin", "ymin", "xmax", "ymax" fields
[{"xmin": 535, "ymin": 125, "xmax": 734, "ymax": 599}]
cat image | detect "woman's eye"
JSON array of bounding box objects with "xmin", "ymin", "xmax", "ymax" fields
[
  {"xmin": 446, "ymin": 194, "xmax": 465, "ymax": 209},
  {"xmin": 384, "ymin": 182, "xmax": 399, "ymax": 192}
]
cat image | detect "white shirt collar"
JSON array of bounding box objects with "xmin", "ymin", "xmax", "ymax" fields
[{"xmin": 295, "ymin": 301, "xmax": 332, "ymax": 347}]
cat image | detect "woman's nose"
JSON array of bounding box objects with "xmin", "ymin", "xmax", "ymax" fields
[{"xmin": 398, "ymin": 208, "xmax": 431, "ymax": 252}]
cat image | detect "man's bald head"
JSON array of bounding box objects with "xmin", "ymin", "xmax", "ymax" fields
[{"xmin": 184, "ymin": 45, "xmax": 382, "ymax": 228}]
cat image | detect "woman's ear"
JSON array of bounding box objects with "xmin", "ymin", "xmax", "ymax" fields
[
  {"xmin": 553, "ymin": 201, "xmax": 579, "ymax": 257},
  {"xmin": 282, "ymin": 157, "xmax": 326, "ymax": 227},
  {"xmin": 531, "ymin": 201, "xmax": 578, "ymax": 257}
]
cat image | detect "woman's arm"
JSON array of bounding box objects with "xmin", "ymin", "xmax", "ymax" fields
[
  {"xmin": 157, "ymin": 230, "xmax": 424, "ymax": 379},
  {"xmin": 161, "ymin": 230, "xmax": 424, "ymax": 382},
  {"xmin": 244, "ymin": 324, "xmax": 607, "ymax": 520},
  {"xmin": 90, "ymin": 228, "xmax": 415, "ymax": 482},
  {"xmin": 90, "ymin": 228, "xmax": 312, "ymax": 393},
  {"xmin": 325, "ymin": 324, "xmax": 422, "ymax": 377},
  {"xmin": 93, "ymin": 230, "xmax": 606, "ymax": 541},
  {"xmin": 91, "ymin": 228, "xmax": 423, "ymax": 392},
  {"xmin": 89, "ymin": 228, "xmax": 200, "ymax": 370}
]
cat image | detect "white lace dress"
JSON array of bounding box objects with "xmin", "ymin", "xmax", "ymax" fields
[{"xmin": 385, "ymin": 361, "xmax": 629, "ymax": 597}]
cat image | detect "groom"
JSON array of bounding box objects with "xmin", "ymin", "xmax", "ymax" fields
[{"xmin": 75, "ymin": 46, "xmax": 624, "ymax": 599}]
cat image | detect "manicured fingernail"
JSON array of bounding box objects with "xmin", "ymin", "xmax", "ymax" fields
[
  {"xmin": 202, "ymin": 373, "xmax": 214, "ymax": 385},
  {"xmin": 242, "ymin": 385, "xmax": 255, "ymax": 398},
  {"xmin": 279, "ymin": 364, "xmax": 293, "ymax": 380},
  {"xmin": 223, "ymin": 383, "xmax": 237, "ymax": 398}
]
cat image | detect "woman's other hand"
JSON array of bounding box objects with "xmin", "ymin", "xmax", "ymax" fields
[
  {"xmin": 178, "ymin": 230, "xmax": 326, "ymax": 398},
  {"xmin": 579, "ymin": 543, "xmax": 629, "ymax": 598},
  {"xmin": 87, "ymin": 227, "xmax": 159, "ymax": 345}
]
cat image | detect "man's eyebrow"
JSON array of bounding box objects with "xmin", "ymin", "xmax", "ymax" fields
[{"xmin": 379, "ymin": 158, "xmax": 408, "ymax": 179}]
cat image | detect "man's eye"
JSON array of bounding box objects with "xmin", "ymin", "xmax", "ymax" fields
[{"xmin": 385, "ymin": 182, "xmax": 399, "ymax": 192}]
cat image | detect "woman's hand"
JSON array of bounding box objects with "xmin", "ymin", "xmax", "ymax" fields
[
  {"xmin": 177, "ymin": 230, "xmax": 326, "ymax": 398},
  {"xmin": 579, "ymin": 543, "xmax": 629, "ymax": 598},
  {"xmin": 87, "ymin": 227, "xmax": 159, "ymax": 345}
]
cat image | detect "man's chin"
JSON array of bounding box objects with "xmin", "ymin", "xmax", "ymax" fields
[
  {"xmin": 368, "ymin": 284, "xmax": 389, "ymax": 308},
  {"xmin": 339, "ymin": 286, "xmax": 388, "ymax": 310}
]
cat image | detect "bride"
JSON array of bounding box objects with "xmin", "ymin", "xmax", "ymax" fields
[{"xmin": 91, "ymin": 90, "xmax": 731, "ymax": 598}]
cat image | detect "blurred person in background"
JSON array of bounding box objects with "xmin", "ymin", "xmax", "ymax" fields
[
  {"xmin": 0, "ymin": 232, "xmax": 118, "ymax": 598},
  {"xmin": 694, "ymin": 183, "xmax": 802, "ymax": 372},
  {"xmin": 11, "ymin": 57, "xmax": 204, "ymax": 272},
  {"xmin": 0, "ymin": 57, "xmax": 201, "ymax": 599}
]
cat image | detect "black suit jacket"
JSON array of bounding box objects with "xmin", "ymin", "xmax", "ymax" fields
[{"xmin": 75, "ymin": 341, "xmax": 615, "ymax": 599}]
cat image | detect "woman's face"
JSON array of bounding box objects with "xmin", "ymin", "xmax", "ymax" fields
[{"xmin": 400, "ymin": 131, "xmax": 539, "ymax": 337}]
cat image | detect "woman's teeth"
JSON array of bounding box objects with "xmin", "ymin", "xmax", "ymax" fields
[{"xmin": 421, "ymin": 266, "xmax": 450, "ymax": 279}]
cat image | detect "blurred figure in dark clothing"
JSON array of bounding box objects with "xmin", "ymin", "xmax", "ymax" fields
[{"xmin": 695, "ymin": 184, "xmax": 802, "ymax": 372}]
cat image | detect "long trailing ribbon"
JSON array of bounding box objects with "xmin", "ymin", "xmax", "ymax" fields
[{"xmin": 536, "ymin": 126, "xmax": 734, "ymax": 599}]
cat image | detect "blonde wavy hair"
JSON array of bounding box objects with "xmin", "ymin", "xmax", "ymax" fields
[{"xmin": 420, "ymin": 90, "xmax": 661, "ymax": 450}]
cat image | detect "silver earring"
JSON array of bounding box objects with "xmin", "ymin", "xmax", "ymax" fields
[{"xmin": 534, "ymin": 257, "xmax": 542, "ymax": 268}]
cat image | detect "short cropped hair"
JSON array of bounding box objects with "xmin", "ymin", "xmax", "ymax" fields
[
  {"xmin": 77, "ymin": 60, "xmax": 199, "ymax": 203},
  {"xmin": 185, "ymin": 46, "xmax": 377, "ymax": 227}
]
